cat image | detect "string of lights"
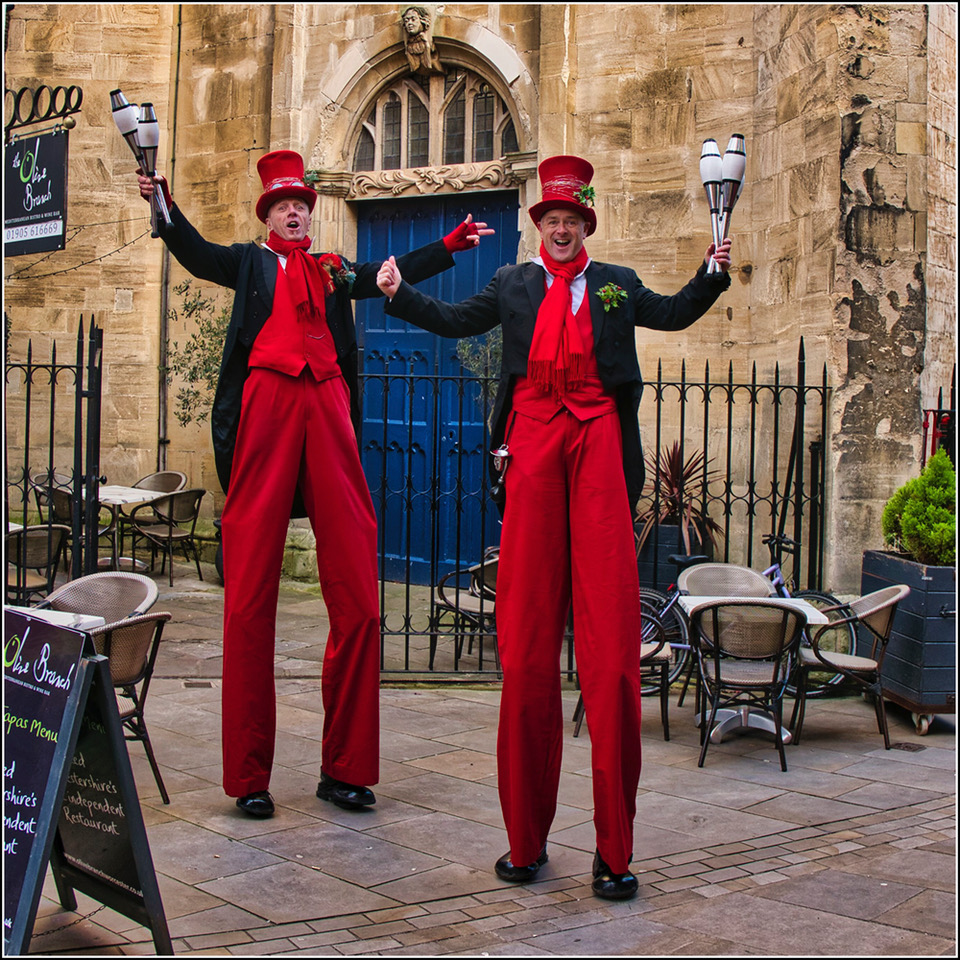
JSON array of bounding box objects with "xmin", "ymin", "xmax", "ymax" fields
[{"xmin": 5, "ymin": 223, "xmax": 152, "ymax": 280}]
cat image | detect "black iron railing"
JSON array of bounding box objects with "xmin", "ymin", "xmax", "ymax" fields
[
  {"xmin": 5, "ymin": 319, "xmax": 103, "ymax": 585},
  {"xmin": 363, "ymin": 338, "xmax": 830, "ymax": 678}
]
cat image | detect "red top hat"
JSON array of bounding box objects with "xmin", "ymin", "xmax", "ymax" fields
[
  {"xmin": 529, "ymin": 155, "xmax": 597, "ymax": 236},
  {"xmin": 255, "ymin": 150, "xmax": 317, "ymax": 223}
]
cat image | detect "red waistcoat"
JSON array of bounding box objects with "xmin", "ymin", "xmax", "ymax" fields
[
  {"xmin": 512, "ymin": 283, "xmax": 617, "ymax": 422},
  {"xmin": 248, "ymin": 257, "xmax": 340, "ymax": 381}
]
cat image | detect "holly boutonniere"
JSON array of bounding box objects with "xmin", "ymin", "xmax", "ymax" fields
[
  {"xmin": 318, "ymin": 253, "xmax": 356, "ymax": 294},
  {"xmin": 574, "ymin": 185, "xmax": 596, "ymax": 207},
  {"xmin": 596, "ymin": 282, "xmax": 628, "ymax": 312}
]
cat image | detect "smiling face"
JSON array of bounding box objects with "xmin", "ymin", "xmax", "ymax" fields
[
  {"xmin": 265, "ymin": 196, "xmax": 311, "ymax": 242},
  {"xmin": 537, "ymin": 208, "xmax": 589, "ymax": 263}
]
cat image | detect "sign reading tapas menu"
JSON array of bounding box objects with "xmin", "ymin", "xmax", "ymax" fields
[
  {"xmin": 3, "ymin": 611, "xmax": 171, "ymax": 956},
  {"xmin": 3, "ymin": 612, "xmax": 87, "ymax": 943},
  {"xmin": 4, "ymin": 129, "xmax": 69, "ymax": 257}
]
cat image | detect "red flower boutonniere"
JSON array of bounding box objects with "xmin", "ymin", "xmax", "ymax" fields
[
  {"xmin": 596, "ymin": 282, "xmax": 628, "ymax": 312},
  {"xmin": 318, "ymin": 253, "xmax": 356, "ymax": 295}
]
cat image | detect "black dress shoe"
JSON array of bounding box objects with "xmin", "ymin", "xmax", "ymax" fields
[
  {"xmin": 495, "ymin": 845, "xmax": 548, "ymax": 883},
  {"xmin": 316, "ymin": 771, "xmax": 376, "ymax": 810},
  {"xmin": 592, "ymin": 850, "xmax": 638, "ymax": 900},
  {"xmin": 236, "ymin": 790, "xmax": 275, "ymax": 818}
]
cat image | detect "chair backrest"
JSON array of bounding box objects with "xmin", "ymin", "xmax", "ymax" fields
[
  {"xmin": 692, "ymin": 599, "xmax": 806, "ymax": 673},
  {"xmin": 6, "ymin": 524, "xmax": 71, "ymax": 601},
  {"xmin": 678, "ymin": 563, "xmax": 777, "ymax": 598},
  {"xmin": 46, "ymin": 486, "xmax": 75, "ymax": 525},
  {"xmin": 639, "ymin": 603, "xmax": 668, "ymax": 658},
  {"xmin": 134, "ymin": 470, "xmax": 188, "ymax": 494},
  {"xmin": 151, "ymin": 488, "xmax": 205, "ymax": 527},
  {"xmin": 41, "ymin": 572, "xmax": 159, "ymax": 621},
  {"xmin": 471, "ymin": 556, "xmax": 499, "ymax": 598},
  {"xmin": 88, "ymin": 612, "xmax": 171, "ymax": 687},
  {"xmin": 849, "ymin": 584, "xmax": 910, "ymax": 657},
  {"xmin": 7, "ymin": 524, "xmax": 71, "ymax": 571}
]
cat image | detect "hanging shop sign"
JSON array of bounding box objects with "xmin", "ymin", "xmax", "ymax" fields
[{"xmin": 4, "ymin": 129, "xmax": 69, "ymax": 257}]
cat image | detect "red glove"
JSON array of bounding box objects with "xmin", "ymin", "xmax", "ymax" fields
[{"xmin": 443, "ymin": 218, "xmax": 480, "ymax": 253}]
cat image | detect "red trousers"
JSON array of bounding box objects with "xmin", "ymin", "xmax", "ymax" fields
[
  {"xmin": 219, "ymin": 368, "xmax": 380, "ymax": 797},
  {"xmin": 496, "ymin": 409, "xmax": 642, "ymax": 874}
]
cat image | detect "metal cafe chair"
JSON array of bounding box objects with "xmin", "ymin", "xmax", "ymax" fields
[
  {"xmin": 573, "ymin": 597, "xmax": 671, "ymax": 740},
  {"xmin": 87, "ymin": 612, "xmax": 173, "ymax": 804},
  {"xmin": 428, "ymin": 547, "xmax": 500, "ymax": 671},
  {"xmin": 6, "ymin": 524, "xmax": 72, "ymax": 605},
  {"xmin": 37, "ymin": 571, "xmax": 159, "ymax": 622},
  {"xmin": 690, "ymin": 598, "xmax": 806, "ymax": 771},
  {"xmin": 117, "ymin": 470, "xmax": 188, "ymax": 558},
  {"xmin": 789, "ymin": 584, "xmax": 911, "ymax": 750},
  {"xmin": 129, "ymin": 488, "xmax": 206, "ymax": 586}
]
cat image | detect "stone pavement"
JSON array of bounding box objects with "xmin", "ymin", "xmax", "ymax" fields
[{"xmin": 28, "ymin": 562, "xmax": 957, "ymax": 956}]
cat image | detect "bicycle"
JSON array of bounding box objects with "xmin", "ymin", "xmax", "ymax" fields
[{"xmin": 638, "ymin": 534, "xmax": 857, "ymax": 699}]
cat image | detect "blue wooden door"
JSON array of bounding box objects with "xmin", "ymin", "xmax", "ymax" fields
[{"xmin": 353, "ymin": 191, "xmax": 520, "ymax": 583}]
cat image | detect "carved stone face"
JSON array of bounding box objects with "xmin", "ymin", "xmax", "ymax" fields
[{"xmin": 402, "ymin": 9, "xmax": 425, "ymax": 35}]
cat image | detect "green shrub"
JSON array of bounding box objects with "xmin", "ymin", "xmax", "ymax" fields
[{"xmin": 881, "ymin": 448, "xmax": 956, "ymax": 566}]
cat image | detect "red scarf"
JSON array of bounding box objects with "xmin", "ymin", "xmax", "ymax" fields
[
  {"xmin": 528, "ymin": 242, "xmax": 590, "ymax": 397},
  {"xmin": 266, "ymin": 232, "xmax": 334, "ymax": 322}
]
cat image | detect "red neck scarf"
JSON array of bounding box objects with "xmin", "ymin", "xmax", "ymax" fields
[
  {"xmin": 266, "ymin": 231, "xmax": 334, "ymax": 322},
  {"xmin": 528, "ymin": 242, "xmax": 590, "ymax": 396}
]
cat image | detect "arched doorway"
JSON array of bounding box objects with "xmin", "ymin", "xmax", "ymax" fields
[
  {"xmin": 346, "ymin": 66, "xmax": 526, "ymax": 583},
  {"xmin": 354, "ymin": 190, "xmax": 519, "ymax": 583}
]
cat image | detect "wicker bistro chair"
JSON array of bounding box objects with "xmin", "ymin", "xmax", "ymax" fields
[
  {"xmin": 87, "ymin": 612, "xmax": 173, "ymax": 803},
  {"xmin": 789, "ymin": 584, "xmax": 911, "ymax": 750},
  {"xmin": 128, "ymin": 488, "xmax": 205, "ymax": 586},
  {"xmin": 34, "ymin": 483, "xmax": 118, "ymax": 571},
  {"xmin": 6, "ymin": 524, "xmax": 72, "ymax": 604},
  {"xmin": 690, "ymin": 599, "xmax": 807, "ymax": 771},
  {"xmin": 117, "ymin": 470, "xmax": 188, "ymax": 558},
  {"xmin": 573, "ymin": 597, "xmax": 671, "ymax": 740},
  {"xmin": 428, "ymin": 549, "xmax": 499, "ymax": 671},
  {"xmin": 675, "ymin": 563, "xmax": 778, "ymax": 707},
  {"xmin": 37, "ymin": 571, "xmax": 159, "ymax": 622}
]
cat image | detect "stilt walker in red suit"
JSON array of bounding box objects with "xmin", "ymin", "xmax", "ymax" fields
[
  {"xmin": 377, "ymin": 156, "xmax": 732, "ymax": 899},
  {"xmin": 136, "ymin": 152, "xmax": 493, "ymax": 818}
]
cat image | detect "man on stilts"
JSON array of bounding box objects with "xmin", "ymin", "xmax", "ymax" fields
[{"xmin": 376, "ymin": 155, "xmax": 731, "ymax": 899}]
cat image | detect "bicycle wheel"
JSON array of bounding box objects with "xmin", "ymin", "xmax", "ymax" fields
[
  {"xmin": 792, "ymin": 590, "xmax": 857, "ymax": 698},
  {"xmin": 639, "ymin": 587, "xmax": 690, "ymax": 694}
]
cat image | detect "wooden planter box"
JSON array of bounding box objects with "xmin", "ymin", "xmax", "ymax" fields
[{"xmin": 860, "ymin": 549, "xmax": 956, "ymax": 720}]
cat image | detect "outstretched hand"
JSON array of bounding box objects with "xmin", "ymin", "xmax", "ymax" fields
[
  {"xmin": 377, "ymin": 256, "xmax": 402, "ymax": 299},
  {"xmin": 443, "ymin": 213, "xmax": 496, "ymax": 253}
]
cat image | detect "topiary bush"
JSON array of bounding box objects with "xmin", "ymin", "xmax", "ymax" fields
[{"xmin": 881, "ymin": 448, "xmax": 956, "ymax": 566}]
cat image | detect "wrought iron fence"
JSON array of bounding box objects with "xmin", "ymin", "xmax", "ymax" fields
[
  {"xmin": 365, "ymin": 338, "xmax": 830, "ymax": 678},
  {"xmin": 5, "ymin": 319, "xmax": 103, "ymax": 588}
]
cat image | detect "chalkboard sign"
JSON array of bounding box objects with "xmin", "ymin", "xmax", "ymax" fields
[
  {"xmin": 3, "ymin": 610, "xmax": 171, "ymax": 956},
  {"xmin": 3, "ymin": 612, "xmax": 87, "ymax": 947}
]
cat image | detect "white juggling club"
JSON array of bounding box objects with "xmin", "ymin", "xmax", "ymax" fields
[
  {"xmin": 719, "ymin": 133, "xmax": 746, "ymax": 245},
  {"xmin": 699, "ymin": 139, "xmax": 723, "ymax": 273},
  {"xmin": 136, "ymin": 102, "xmax": 172, "ymax": 233},
  {"xmin": 110, "ymin": 89, "xmax": 171, "ymax": 237}
]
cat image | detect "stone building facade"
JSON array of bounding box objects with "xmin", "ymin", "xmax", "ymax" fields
[{"xmin": 4, "ymin": 3, "xmax": 956, "ymax": 591}]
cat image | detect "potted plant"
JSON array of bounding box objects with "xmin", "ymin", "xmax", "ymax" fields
[
  {"xmin": 635, "ymin": 442, "xmax": 722, "ymax": 590},
  {"xmin": 861, "ymin": 447, "xmax": 956, "ymax": 733}
]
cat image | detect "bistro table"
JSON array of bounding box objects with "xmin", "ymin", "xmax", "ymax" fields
[
  {"xmin": 677, "ymin": 595, "xmax": 829, "ymax": 745},
  {"xmin": 97, "ymin": 485, "xmax": 168, "ymax": 571}
]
